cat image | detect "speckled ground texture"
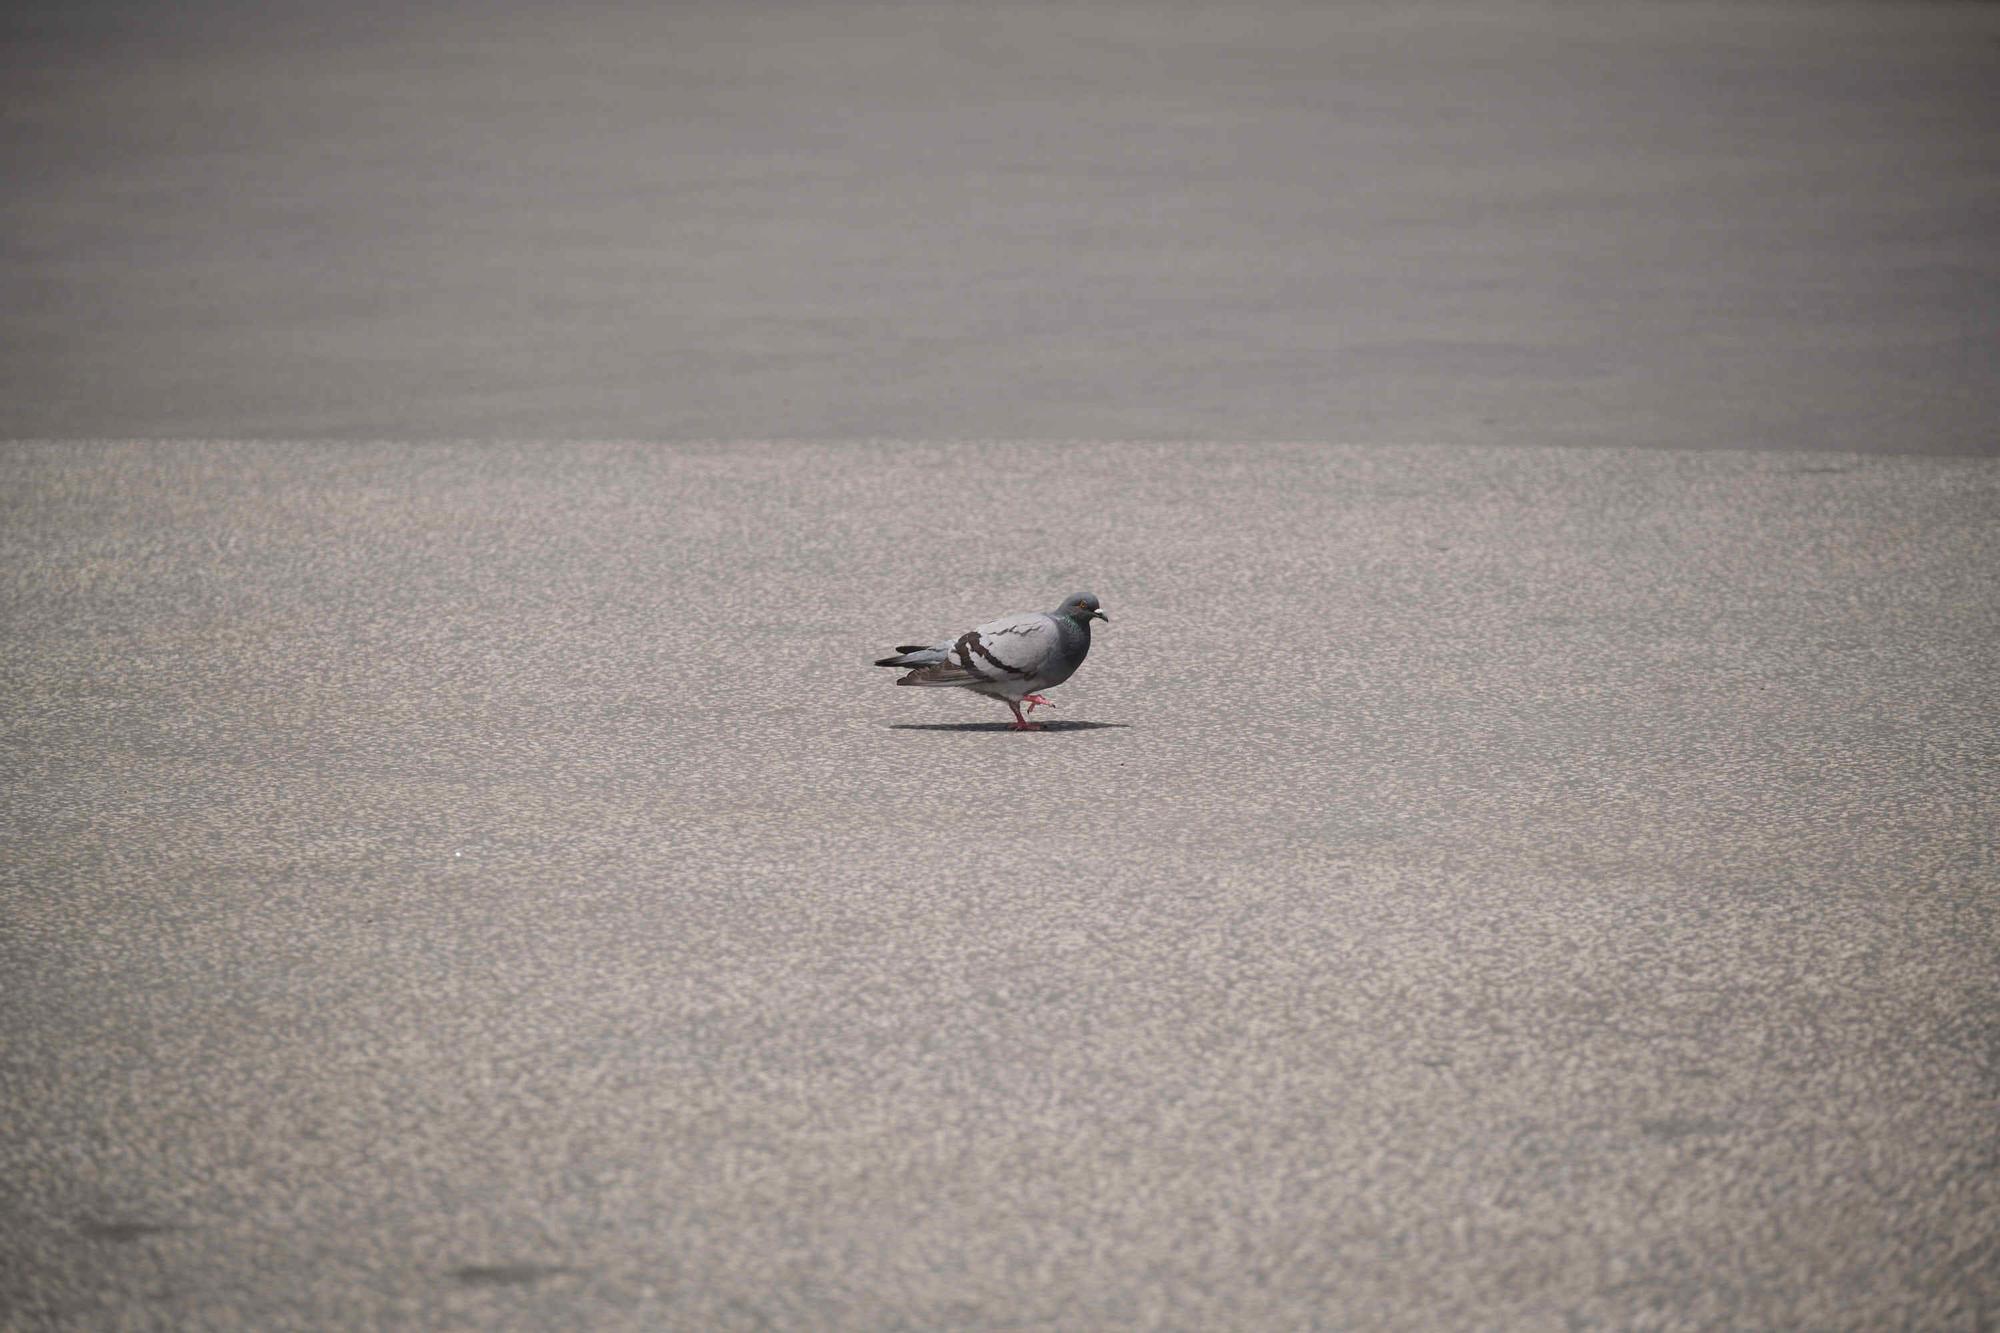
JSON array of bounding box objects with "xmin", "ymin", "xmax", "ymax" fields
[
  {"xmin": 1, "ymin": 441, "xmax": 1995, "ymax": 1329},
  {"xmin": 5, "ymin": 0, "xmax": 2000, "ymax": 1328}
]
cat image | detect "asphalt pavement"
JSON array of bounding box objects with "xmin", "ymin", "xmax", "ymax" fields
[
  {"xmin": 3, "ymin": 0, "xmax": 1996, "ymax": 451},
  {"xmin": 2, "ymin": 440, "xmax": 1995, "ymax": 1328},
  {"xmin": 2, "ymin": 0, "xmax": 1998, "ymax": 1328}
]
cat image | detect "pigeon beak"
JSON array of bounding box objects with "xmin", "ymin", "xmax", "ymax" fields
[{"xmin": 1092, "ymin": 610, "xmax": 1109, "ymax": 622}]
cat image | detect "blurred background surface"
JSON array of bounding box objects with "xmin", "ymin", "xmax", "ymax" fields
[{"xmin": 4, "ymin": 0, "xmax": 1997, "ymax": 450}]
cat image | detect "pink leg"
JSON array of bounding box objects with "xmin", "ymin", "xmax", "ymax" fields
[
  {"xmin": 1022, "ymin": 694, "xmax": 1055, "ymax": 715},
  {"xmin": 1006, "ymin": 699, "xmax": 1044, "ymax": 731}
]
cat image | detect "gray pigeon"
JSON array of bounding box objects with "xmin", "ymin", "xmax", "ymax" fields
[{"xmin": 875, "ymin": 592, "xmax": 1108, "ymax": 730}]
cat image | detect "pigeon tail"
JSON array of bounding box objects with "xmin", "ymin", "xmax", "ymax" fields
[
  {"xmin": 894, "ymin": 663, "xmax": 981, "ymax": 686},
  {"xmin": 874, "ymin": 645, "xmax": 947, "ymax": 668}
]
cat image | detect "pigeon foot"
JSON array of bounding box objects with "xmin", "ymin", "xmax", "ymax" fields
[{"xmin": 1022, "ymin": 694, "xmax": 1056, "ymax": 714}]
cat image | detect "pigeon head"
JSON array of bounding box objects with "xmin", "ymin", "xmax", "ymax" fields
[{"xmin": 1057, "ymin": 592, "xmax": 1108, "ymax": 623}]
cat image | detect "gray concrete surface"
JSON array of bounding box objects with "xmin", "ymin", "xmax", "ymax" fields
[
  {"xmin": 5, "ymin": 0, "xmax": 2000, "ymax": 1328},
  {"xmin": 2, "ymin": 440, "xmax": 1995, "ymax": 1328},
  {"xmin": 3, "ymin": 0, "xmax": 1998, "ymax": 450}
]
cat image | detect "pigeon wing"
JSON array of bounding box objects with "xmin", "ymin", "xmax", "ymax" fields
[{"xmin": 946, "ymin": 612, "xmax": 1057, "ymax": 682}]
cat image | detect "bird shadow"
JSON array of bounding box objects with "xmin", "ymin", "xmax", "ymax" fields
[
  {"xmin": 78, "ymin": 1221, "xmax": 179, "ymax": 1243},
  {"xmin": 450, "ymin": 1264, "xmax": 581, "ymax": 1286},
  {"xmin": 888, "ymin": 720, "xmax": 1129, "ymax": 733}
]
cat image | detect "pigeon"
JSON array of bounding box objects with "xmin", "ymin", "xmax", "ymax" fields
[{"xmin": 875, "ymin": 592, "xmax": 1108, "ymax": 730}]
